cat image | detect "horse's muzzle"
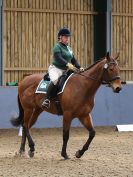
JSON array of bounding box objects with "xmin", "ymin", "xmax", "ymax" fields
[
  {"xmin": 111, "ymin": 80, "xmax": 122, "ymax": 93},
  {"xmin": 113, "ymin": 86, "xmax": 122, "ymax": 93}
]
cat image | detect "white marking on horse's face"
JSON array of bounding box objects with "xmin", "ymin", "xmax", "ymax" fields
[{"xmin": 104, "ymin": 63, "xmax": 108, "ymax": 69}]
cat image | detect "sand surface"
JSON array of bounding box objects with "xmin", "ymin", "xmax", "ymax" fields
[{"xmin": 0, "ymin": 127, "xmax": 133, "ymax": 177}]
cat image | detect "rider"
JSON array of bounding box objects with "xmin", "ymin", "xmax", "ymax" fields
[{"xmin": 42, "ymin": 27, "xmax": 84, "ymax": 108}]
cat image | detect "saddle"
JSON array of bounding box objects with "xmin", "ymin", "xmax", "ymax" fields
[
  {"xmin": 35, "ymin": 70, "xmax": 73, "ymax": 97},
  {"xmin": 35, "ymin": 70, "xmax": 73, "ymax": 115}
]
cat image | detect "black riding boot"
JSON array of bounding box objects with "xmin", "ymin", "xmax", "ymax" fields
[{"xmin": 42, "ymin": 82, "xmax": 56, "ymax": 108}]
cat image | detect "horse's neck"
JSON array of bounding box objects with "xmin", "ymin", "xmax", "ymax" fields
[
  {"xmin": 84, "ymin": 59, "xmax": 106, "ymax": 79},
  {"xmin": 83, "ymin": 59, "xmax": 106, "ymax": 94}
]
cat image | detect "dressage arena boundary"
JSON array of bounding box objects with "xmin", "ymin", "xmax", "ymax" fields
[
  {"xmin": 116, "ymin": 124, "xmax": 133, "ymax": 132},
  {"xmin": 0, "ymin": 83, "xmax": 133, "ymax": 128}
]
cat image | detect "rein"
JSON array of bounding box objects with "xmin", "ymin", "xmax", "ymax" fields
[
  {"xmin": 74, "ymin": 71, "xmax": 101, "ymax": 82},
  {"xmin": 74, "ymin": 60, "xmax": 120, "ymax": 85}
]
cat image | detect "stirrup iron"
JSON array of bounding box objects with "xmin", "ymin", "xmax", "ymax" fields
[{"xmin": 42, "ymin": 99, "xmax": 50, "ymax": 108}]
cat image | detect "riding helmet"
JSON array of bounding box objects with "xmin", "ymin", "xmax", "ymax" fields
[{"xmin": 58, "ymin": 27, "xmax": 71, "ymax": 37}]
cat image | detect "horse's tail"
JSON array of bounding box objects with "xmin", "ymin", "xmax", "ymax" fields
[{"xmin": 10, "ymin": 95, "xmax": 24, "ymax": 127}]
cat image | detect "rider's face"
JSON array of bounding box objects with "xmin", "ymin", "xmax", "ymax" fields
[{"xmin": 60, "ymin": 35, "xmax": 70, "ymax": 45}]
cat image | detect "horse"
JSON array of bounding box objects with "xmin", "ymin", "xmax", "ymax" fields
[{"xmin": 11, "ymin": 52, "xmax": 122, "ymax": 159}]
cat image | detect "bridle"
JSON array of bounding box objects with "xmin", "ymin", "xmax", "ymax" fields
[
  {"xmin": 75, "ymin": 60, "xmax": 121, "ymax": 85},
  {"xmin": 102, "ymin": 60, "xmax": 121, "ymax": 85}
]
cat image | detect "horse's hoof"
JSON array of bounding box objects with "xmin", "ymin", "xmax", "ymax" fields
[
  {"xmin": 28, "ymin": 150, "xmax": 34, "ymax": 158},
  {"xmin": 75, "ymin": 150, "xmax": 82, "ymax": 158},
  {"xmin": 14, "ymin": 151, "xmax": 21, "ymax": 157},
  {"xmin": 61, "ymin": 153, "xmax": 70, "ymax": 160},
  {"xmin": 18, "ymin": 150, "xmax": 25, "ymax": 157},
  {"xmin": 64, "ymin": 155, "xmax": 70, "ymax": 160},
  {"xmin": 14, "ymin": 151, "xmax": 28, "ymax": 158}
]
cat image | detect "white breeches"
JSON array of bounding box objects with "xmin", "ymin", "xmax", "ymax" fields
[{"xmin": 48, "ymin": 65, "xmax": 65, "ymax": 85}]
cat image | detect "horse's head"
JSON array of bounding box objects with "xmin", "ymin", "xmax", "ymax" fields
[{"xmin": 102, "ymin": 52, "xmax": 122, "ymax": 93}]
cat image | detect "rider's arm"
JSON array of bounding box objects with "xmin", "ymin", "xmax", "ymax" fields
[
  {"xmin": 71, "ymin": 56, "xmax": 80, "ymax": 69},
  {"xmin": 54, "ymin": 52, "xmax": 68, "ymax": 65}
]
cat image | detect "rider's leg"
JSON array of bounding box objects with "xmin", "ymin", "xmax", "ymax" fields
[
  {"xmin": 42, "ymin": 81, "xmax": 56, "ymax": 108},
  {"xmin": 42, "ymin": 65, "xmax": 65, "ymax": 108}
]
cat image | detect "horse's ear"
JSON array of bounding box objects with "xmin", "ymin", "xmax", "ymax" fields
[
  {"xmin": 106, "ymin": 52, "xmax": 110, "ymax": 60},
  {"xmin": 115, "ymin": 52, "xmax": 120, "ymax": 60}
]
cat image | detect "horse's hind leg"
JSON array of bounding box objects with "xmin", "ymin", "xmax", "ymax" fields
[
  {"xmin": 18, "ymin": 108, "xmax": 33, "ymax": 156},
  {"xmin": 75, "ymin": 114, "xmax": 96, "ymax": 158},
  {"xmin": 26, "ymin": 108, "xmax": 42, "ymax": 157},
  {"xmin": 28, "ymin": 108, "xmax": 42, "ymax": 129},
  {"xmin": 61, "ymin": 111, "xmax": 72, "ymax": 159},
  {"xmin": 19, "ymin": 126, "xmax": 26, "ymax": 155},
  {"xmin": 21, "ymin": 108, "xmax": 35, "ymax": 157}
]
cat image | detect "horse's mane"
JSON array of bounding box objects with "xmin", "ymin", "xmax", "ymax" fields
[{"xmin": 84, "ymin": 58, "xmax": 105, "ymax": 71}]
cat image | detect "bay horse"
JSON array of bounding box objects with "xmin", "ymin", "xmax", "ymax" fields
[{"xmin": 11, "ymin": 52, "xmax": 122, "ymax": 159}]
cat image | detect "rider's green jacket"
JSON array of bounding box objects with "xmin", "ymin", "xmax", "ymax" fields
[{"xmin": 52, "ymin": 42, "xmax": 80, "ymax": 70}]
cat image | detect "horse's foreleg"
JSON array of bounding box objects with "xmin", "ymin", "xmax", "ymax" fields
[
  {"xmin": 61, "ymin": 112, "xmax": 72, "ymax": 159},
  {"xmin": 75, "ymin": 114, "xmax": 96, "ymax": 158}
]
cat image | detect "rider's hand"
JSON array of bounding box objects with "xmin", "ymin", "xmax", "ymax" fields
[
  {"xmin": 66, "ymin": 63, "xmax": 77, "ymax": 71},
  {"xmin": 80, "ymin": 67, "xmax": 84, "ymax": 72}
]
